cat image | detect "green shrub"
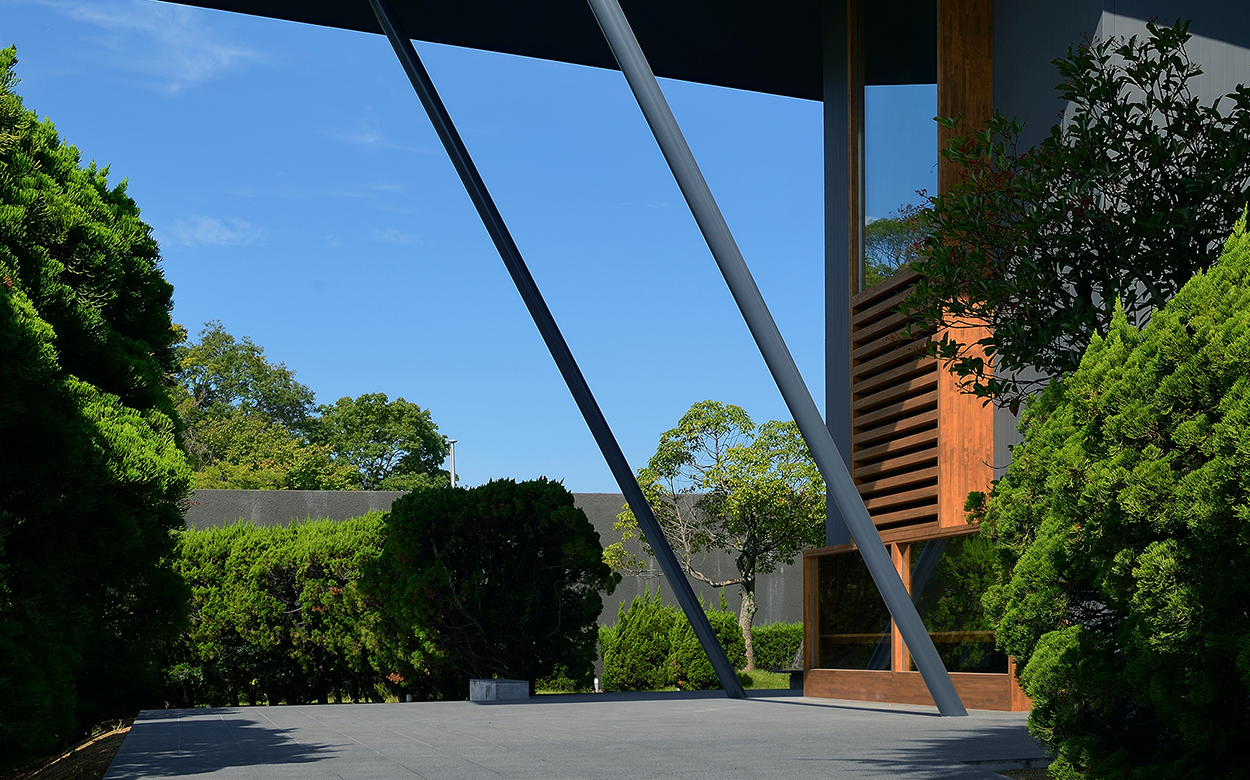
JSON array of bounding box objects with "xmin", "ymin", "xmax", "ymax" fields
[
  {"xmin": 602, "ymin": 589, "xmax": 748, "ymax": 691},
  {"xmin": 984, "ymin": 216, "xmax": 1250, "ymax": 779},
  {"xmin": 166, "ymin": 514, "xmax": 388, "ymax": 707},
  {"xmin": 751, "ymin": 622, "xmax": 804, "ymax": 670},
  {"xmin": 667, "ymin": 609, "xmax": 746, "ymax": 690},
  {"xmin": 362, "ymin": 479, "xmax": 617, "ymax": 700},
  {"xmin": 602, "ymin": 588, "xmax": 679, "ymax": 691}
]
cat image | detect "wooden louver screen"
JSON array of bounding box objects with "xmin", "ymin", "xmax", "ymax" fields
[{"xmin": 849, "ymin": 268, "xmax": 939, "ymax": 532}]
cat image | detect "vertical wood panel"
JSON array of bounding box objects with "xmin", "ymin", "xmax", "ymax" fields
[
  {"xmin": 847, "ymin": 0, "xmax": 865, "ymax": 294},
  {"xmin": 1007, "ymin": 656, "xmax": 1033, "ymax": 711},
  {"xmin": 890, "ymin": 543, "xmax": 913, "ymax": 672},
  {"xmin": 937, "ymin": 323, "xmax": 994, "ymax": 527},
  {"xmin": 937, "ymin": 0, "xmax": 993, "ymax": 195},
  {"xmin": 936, "ymin": 0, "xmax": 994, "ymax": 528},
  {"xmin": 804, "ymin": 553, "xmax": 818, "ymax": 673}
]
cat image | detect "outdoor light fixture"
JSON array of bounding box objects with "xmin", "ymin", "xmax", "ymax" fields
[{"xmin": 448, "ymin": 438, "xmax": 457, "ymax": 488}]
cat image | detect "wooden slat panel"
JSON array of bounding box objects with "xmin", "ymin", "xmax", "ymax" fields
[
  {"xmin": 852, "ymin": 428, "xmax": 937, "ymax": 463},
  {"xmin": 850, "ymin": 267, "xmax": 919, "ymax": 309},
  {"xmin": 853, "ymin": 410, "xmax": 938, "ymax": 448},
  {"xmin": 852, "ymin": 391, "xmax": 937, "ymax": 431},
  {"xmin": 870, "ymin": 503, "xmax": 939, "ymax": 528},
  {"xmin": 857, "ymin": 466, "xmax": 938, "ymax": 496},
  {"xmin": 851, "ymin": 290, "xmax": 909, "ymax": 328},
  {"xmin": 854, "ymin": 358, "xmax": 936, "ymax": 398},
  {"xmin": 863, "ymin": 484, "xmax": 939, "ymax": 512},
  {"xmin": 803, "ymin": 669, "xmax": 1015, "ymax": 711},
  {"xmin": 854, "ymin": 374, "xmax": 938, "ymax": 414},
  {"xmin": 853, "ymin": 310, "xmax": 917, "ymax": 348},
  {"xmin": 852, "ymin": 338, "xmax": 929, "ymax": 378},
  {"xmin": 853, "ymin": 448, "xmax": 938, "ymax": 479},
  {"xmin": 852, "ymin": 328, "xmax": 914, "ymax": 362}
]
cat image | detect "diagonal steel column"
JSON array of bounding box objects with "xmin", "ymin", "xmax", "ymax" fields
[
  {"xmin": 366, "ymin": 0, "xmax": 747, "ymax": 699},
  {"xmin": 585, "ymin": 0, "xmax": 967, "ymax": 716}
]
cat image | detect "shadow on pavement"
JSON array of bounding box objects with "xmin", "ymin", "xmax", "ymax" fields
[{"xmin": 104, "ymin": 709, "xmax": 337, "ymax": 779}]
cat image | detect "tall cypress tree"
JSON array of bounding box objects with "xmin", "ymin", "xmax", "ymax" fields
[{"xmin": 0, "ymin": 47, "xmax": 191, "ymax": 765}]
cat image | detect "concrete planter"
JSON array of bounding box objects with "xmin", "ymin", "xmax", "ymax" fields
[{"xmin": 469, "ymin": 679, "xmax": 529, "ymax": 702}]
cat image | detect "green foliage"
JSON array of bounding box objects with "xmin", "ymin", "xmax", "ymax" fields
[
  {"xmin": 363, "ymin": 479, "xmax": 617, "ymax": 700},
  {"xmin": 982, "ymin": 217, "xmax": 1250, "ymax": 779},
  {"xmin": 312, "ymin": 393, "xmax": 447, "ymax": 490},
  {"xmin": 602, "ymin": 589, "xmax": 680, "ymax": 691},
  {"xmin": 668, "ymin": 609, "xmax": 745, "ymax": 690},
  {"xmin": 750, "ymin": 622, "xmax": 804, "ymax": 670},
  {"xmin": 166, "ymin": 515, "xmax": 389, "ymax": 707},
  {"xmin": 176, "ymin": 320, "xmax": 315, "ymax": 432},
  {"xmin": 612, "ymin": 400, "xmax": 824, "ymax": 669},
  {"xmin": 863, "ymin": 208, "xmax": 924, "ymax": 288},
  {"xmin": 175, "ymin": 325, "xmax": 448, "ymax": 491},
  {"xmin": 174, "ymin": 322, "xmax": 355, "ymax": 490},
  {"xmin": 910, "ymin": 20, "xmax": 1250, "ymax": 409},
  {"xmin": 0, "ymin": 47, "xmax": 190, "ymax": 766},
  {"xmin": 192, "ymin": 408, "xmax": 357, "ymax": 490},
  {"xmin": 601, "ymin": 588, "xmax": 747, "ymax": 691}
]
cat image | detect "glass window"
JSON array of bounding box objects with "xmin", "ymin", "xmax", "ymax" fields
[
  {"xmin": 909, "ymin": 535, "xmax": 1007, "ymax": 673},
  {"xmin": 816, "ymin": 552, "xmax": 891, "ymax": 669}
]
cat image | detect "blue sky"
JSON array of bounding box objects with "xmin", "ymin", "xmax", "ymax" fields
[{"xmin": 4, "ymin": 0, "xmax": 937, "ymax": 492}]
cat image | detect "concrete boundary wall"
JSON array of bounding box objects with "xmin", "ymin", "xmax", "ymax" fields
[{"xmin": 184, "ymin": 489, "xmax": 803, "ymax": 628}]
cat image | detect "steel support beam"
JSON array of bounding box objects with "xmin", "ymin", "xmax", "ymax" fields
[
  {"xmin": 366, "ymin": 0, "xmax": 747, "ymax": 700},
  {"xmin": 585, "ymin": 0, "xmax": 967, "ymax": 716}
]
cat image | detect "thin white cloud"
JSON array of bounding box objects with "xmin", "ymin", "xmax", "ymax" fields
[
  {"xmin": 371, "ymin": 227, "xmax": 420, "ymax": 245},
  {"xmin": 167, "ymin": 216, "xmax": 261, "ymax": 247},
  {"xmin": 328, "ymin": 114, "xmax": 435, "ymax": 155},
  {"xmin": 23, "ymin": 0, "xmax": 259, "ymax": 92}
]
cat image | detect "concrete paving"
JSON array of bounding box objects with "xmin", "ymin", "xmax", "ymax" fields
[{"xmin": 103, "ymin": 690, "xmax": 1048, "ymax": 780}]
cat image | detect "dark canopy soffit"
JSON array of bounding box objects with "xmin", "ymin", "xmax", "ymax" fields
[{"xmin": 166, "ymin": 0, "xmax": 938, "ymax": 99}]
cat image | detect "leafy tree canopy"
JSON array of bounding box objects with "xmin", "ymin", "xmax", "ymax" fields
[
  {"xmin": 192, "ymin": 408, "xmax": 357, "ymax": 491},
  {"xmin": 611, "ymin": 401, "xmax": 824, "ymax": 670},
  {"xmin": 0, "ymin": 47, "xmax": 190, "ymax": 766},
  {"xmin": 176, "ymin": 320, "xmax": 314, "ymax": 431},
  {"xmin": 174, "ymin": 325, "xmax": 448, "ymax": 491},
  {"xmin": 312, "ymin": 393, "xmax": 447, "ymax": 491},
  {"xmin": 909, "ymin": 20, "xmax": 1250, "ymax": 409},
  {"xmin": 982, "ymin": 216, "xmax": 1250, "ymax": 779}
]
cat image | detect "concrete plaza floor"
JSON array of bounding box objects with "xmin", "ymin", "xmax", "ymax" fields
[{"xmin": 102, "ymin": 690, "xmax": 1048, "ymax": 780}]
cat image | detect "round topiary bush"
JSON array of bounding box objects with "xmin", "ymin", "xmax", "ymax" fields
[
  {"xmin": 984, "ymin": 216, "xmax": 1250, "ymax": 780},
  {"xmin": 363, "ymin": 478, "xmax": 617, "ymax": 700}
]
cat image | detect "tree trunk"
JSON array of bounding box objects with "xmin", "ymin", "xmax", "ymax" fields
[{"xmin": 739, "ymin": 585, "xmax": 758, "ymax": 671}]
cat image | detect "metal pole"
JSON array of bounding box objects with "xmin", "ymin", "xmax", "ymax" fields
[
  {"xmin": 448, "ymin": 439, "xmax": 457, "ymax": 488},
  {"xmin": 585, "ymin": 0, "xmax": 967, "ymax": 716},
  {"xmin": 366, "ymin": 0, "xmax": 747, "ymax": 699}
]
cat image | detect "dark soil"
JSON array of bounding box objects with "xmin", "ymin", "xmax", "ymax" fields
[{"xmin": 0, "ymin": 721, "xmax": 131, "ymax": 780}]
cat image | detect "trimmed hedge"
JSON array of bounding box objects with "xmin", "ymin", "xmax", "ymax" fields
[
  {"xmin": 751, "ymin": 622, "xmax": 804, "ymax": 670},
  {"xmin": 165, "ymin": 514, "xmax": 389, "ymax": 707}
]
